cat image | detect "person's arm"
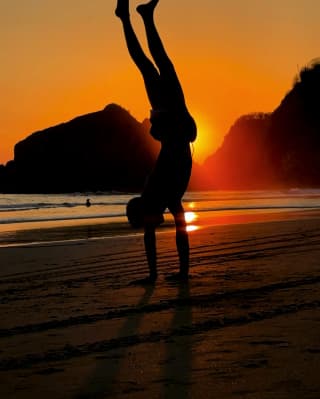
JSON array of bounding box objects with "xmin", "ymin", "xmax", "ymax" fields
[
  {"xmin": 173, "ymin": 210, "xmax": 189, "ymax": 279},
  {"xmin": 144, "ymin": 225, "xmax": 158, "ymax": 281}
]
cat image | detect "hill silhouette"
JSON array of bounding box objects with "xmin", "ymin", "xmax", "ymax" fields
[
  {"xmin": 194, "ymin": 112, "xmax": 272, "ymax": 189},
  {"xmin": 195, "ymin": 59, "xmax": 320, "ymax": 189},
  {"xmin": 1, "ymin": 60, "xmax": 320, "ymax": 193},
  {"xmin": 0, "ymin": 104, "xmax": 159, "ymax": 193},
  {"xmin": 268, "ymin": 59, "xmax": 320, "ymax": 187}
]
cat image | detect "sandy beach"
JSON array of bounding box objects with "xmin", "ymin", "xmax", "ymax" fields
[{"xmin": 1, "ymin": 212, "xmax": 320, "ymax": 398}]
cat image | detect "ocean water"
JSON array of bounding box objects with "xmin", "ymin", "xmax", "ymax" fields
[{"xmin": 1, "ymin": 189, "xmax": 320, "ymax": 226}]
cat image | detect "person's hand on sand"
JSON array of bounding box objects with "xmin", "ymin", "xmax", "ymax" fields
[{"xmin": 129, "ymin": 276, "xmax": 157, "ymax": 286}]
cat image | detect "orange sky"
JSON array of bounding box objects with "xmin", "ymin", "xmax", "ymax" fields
[{"xmin": 1, "ymin": 0, "xmax": 319, "ymax": 165}]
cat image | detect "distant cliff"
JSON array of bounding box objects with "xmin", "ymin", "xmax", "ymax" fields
[
  {"xmin": 0, "ymin": 104, "xmax": 159, "ymax": 193},
  {"xmin": 195, "ymin": 112, "xmax": 272, "ymax": 189},
  {"xmin": 267, "ymin": 60, "xmax": 320, "ymax": 187},
  {"xmin": 197, "ymin": 59, "xmax": 320, "ymax": 189}
]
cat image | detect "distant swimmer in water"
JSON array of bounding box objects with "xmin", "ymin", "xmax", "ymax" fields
[
  {"xmin": 116, "ymin": 0, "xmax": 197, "ymax": 283},
  {"xmin": 86, "ymin": 199, "xmax": 91, "ymax": 207}
]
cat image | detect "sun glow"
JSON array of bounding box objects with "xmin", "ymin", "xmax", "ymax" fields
[{"xmin": 192, "ymin": 113, "xmax": 217, "ymax": 164}]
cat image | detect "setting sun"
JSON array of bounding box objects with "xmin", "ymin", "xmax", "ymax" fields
[{"xmin": 192, "ymin": 113, "xmax": 217, "ymax": 164}]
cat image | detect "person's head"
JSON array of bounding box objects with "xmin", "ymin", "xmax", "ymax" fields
[
  {"xmin": 126, "ymin": 196, "xmax": 165, "ymax": 228},
  {"xmin": 126, "ymin": 196, "xmax": 144, "ymax": 228}
]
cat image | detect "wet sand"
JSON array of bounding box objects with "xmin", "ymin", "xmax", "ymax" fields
[{"xmin": 1, "ymin": 214, "xmax": 320, "ymax": 398}]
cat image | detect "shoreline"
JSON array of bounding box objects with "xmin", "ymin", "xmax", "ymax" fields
[{"xmin": 1, "ymin": 208, "xmax": 320, "ymax": 248}]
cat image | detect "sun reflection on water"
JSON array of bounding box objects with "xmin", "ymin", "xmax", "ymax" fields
[{"xmin": 185, "ymin": 210, "xmax": 199, "ymax": 232}]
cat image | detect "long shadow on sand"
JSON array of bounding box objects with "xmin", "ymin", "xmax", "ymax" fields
[
  {"xmin": 76, "ymin": 283, "xmax": 155, "ymax": 398},
  {"xmin": 162, "ymin": 281, "xmax": 193, "ymax": 398}
]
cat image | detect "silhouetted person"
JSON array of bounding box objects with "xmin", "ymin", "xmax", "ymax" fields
[
  {"xmin": 116, "ymin": 0, "xmax": 197, "ymax": 283},
  {"xmin": 86, "ymin": 198, "xmax": 91, "ymax": 207}
]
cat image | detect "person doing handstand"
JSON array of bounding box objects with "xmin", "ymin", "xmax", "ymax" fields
[{"xmin": 116, "ymin": 0, "xmax": 197, "ymax": 283}]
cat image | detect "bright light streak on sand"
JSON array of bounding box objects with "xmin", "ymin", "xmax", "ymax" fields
[
  {"xmin": 187, "ymin": 225, "xmax": 199, "ymax": 232},
  {"xmin": 185, "ymin": 211, "xmax": 198, "ymax": 223},
  {"xmin": 185, "ymin": 211, "xmax": 199, "ymax": 232}
]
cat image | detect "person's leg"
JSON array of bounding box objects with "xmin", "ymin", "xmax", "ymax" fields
[
  {"xmin": 136, "ymin": 0, "xmax": 186, "ymax": 106},
  {"xmin": 115, "ymin": 0, "xmax": 161, "ymax": 108},
  {"xmin": 115, "ymin": 0, "xmax": 129, "ymax": 18}
]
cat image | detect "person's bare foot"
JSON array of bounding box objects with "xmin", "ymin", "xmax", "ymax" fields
[
  {"xmin": 115, "ymin": 0, "xmax": 129, "ymax": 19},
  {"xmin": 136, "ymin": 0, "xmax": 159, "ymax": 18}
]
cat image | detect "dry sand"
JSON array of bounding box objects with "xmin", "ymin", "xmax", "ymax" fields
[{"xmin": 1, "ymin": 213, "xmax": 320, "ymax": 398}]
